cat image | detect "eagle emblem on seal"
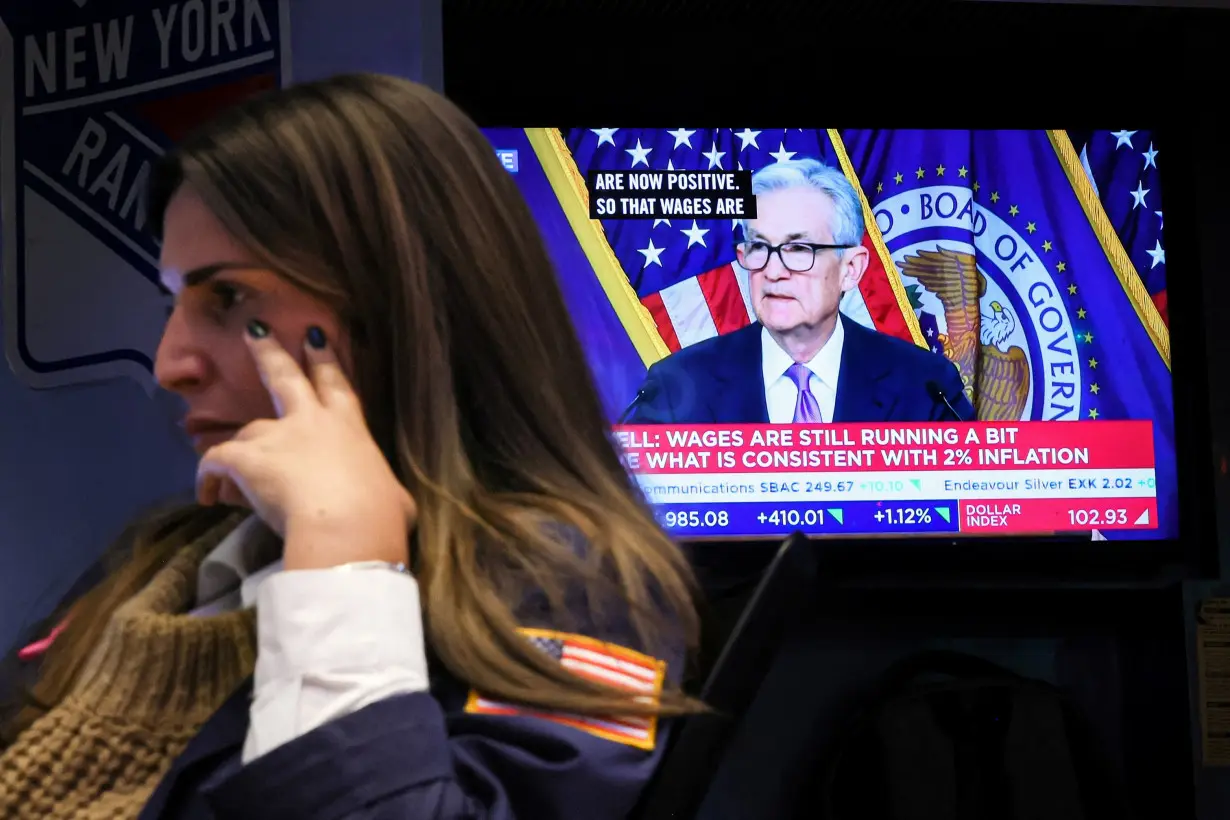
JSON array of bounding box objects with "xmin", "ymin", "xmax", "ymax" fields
[{"xmin": 901, "ymin": 248, "xmax": 1031, "ymax": 421}]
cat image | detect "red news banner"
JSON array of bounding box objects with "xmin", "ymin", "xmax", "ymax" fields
[{"xmin": 613, "ymin": 421, "xmax": 1159, "ymax": 533}]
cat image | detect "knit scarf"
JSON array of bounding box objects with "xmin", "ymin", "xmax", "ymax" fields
[{"xmin": 0, "ymin": 522, "xmax": 256, "ymax": 819}]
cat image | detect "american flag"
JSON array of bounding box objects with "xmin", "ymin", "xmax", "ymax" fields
[
  {"xmin": 563, "ymin": 128, "xmax": 921, "ymax": 355},
  {"xmin": 1069, "ymin": 129, "xmax": 1168, "ymax": 326},
  {"xmin": 464, "ymin": 628, "xmax": 666, "ymax": 751}
]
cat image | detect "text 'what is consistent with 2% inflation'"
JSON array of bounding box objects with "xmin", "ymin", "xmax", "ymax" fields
[{"xmin": 615, "ymin": 422, "xmax": 1160, "ymax": 537}]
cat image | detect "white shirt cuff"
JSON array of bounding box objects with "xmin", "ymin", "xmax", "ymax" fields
[{"xmin": 243, "ymin": 566, "xmax": 430, "ymax": 763}]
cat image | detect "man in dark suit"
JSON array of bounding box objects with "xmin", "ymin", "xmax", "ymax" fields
[{"xmin": 625, "ymin": 158, "xmax": 973, "ymax": 424}]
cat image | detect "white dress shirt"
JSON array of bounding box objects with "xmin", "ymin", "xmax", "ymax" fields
[
  {"xmin": 188, "ymin": 515, "xmax": 430, "ymax": 763},
  {"xmin": 761, "ymin": 314, "xmax": 845, "ymax": 424}
]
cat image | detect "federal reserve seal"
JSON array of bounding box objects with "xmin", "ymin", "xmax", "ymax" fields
[{"xmin": 873, "ymin": 184, "xmax": 1085, "ymax": 422}]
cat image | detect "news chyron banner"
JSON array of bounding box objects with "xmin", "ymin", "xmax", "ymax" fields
[
  {"xmin": 485, "ymin": 126, "xmax": 1175, "ymax": 539},
  {"xmin": 0, "ymin": 0, "xmax": 291, "ymax": 390},
  {"xmin": 613, "ymin": 422, "xmax": 1157, "ymax": 537}
]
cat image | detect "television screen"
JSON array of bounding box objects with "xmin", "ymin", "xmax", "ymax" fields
[{"xmin": 482, "ymin": 127, "xmax": 1175, "ymax": 541}]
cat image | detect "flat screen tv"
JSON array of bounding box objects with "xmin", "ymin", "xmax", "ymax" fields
[{"xmin": 481, "ymin": 126, "xmax": 1175, "ymax": 542}]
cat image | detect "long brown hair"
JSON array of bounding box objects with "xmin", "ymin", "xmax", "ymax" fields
[{"xmin": 7, "ymin": 74, "xmax": 702, "ymax": 738}]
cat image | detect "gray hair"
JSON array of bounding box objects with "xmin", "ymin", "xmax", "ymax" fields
[{"xmin": 738, "ymin": 158, "xmax": 865, "ymax": 247}]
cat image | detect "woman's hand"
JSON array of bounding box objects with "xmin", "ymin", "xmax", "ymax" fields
[{"xmin": 197, "ymin": 321, "xmax": 416, "ymax": 570}]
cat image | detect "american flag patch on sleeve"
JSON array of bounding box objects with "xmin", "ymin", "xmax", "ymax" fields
[{"xmin": 464, "ymin": 628, "xmax": 667, "ymax": 751}]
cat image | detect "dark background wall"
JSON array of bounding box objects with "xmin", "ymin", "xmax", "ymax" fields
[{"xmin": 442, "ymin": 1, "xmax": 1228, "ymax": 815}]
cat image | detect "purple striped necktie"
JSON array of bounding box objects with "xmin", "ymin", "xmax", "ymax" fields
[{"xmin": 786, "ymin": 362, "xmax": 822, "ymax": 423}]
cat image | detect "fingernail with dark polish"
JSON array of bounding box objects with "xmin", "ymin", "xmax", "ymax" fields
[
  {"xmin": 247, "ymin": 319, "xmax": 269, "ymax": 338},
  {"xmin": 306, "ymin": 326, "xmax": 326, "ymax": 349}
]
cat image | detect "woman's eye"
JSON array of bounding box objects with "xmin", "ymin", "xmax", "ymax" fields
[{"xmin": 211, "ymin": 282, "xmax": 245, "ymax": 311}]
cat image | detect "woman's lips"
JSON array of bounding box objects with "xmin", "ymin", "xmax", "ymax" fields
[
  {"xmin": 189, "ymin": 427, "xmax": 239, "ymax": 452},
  {"xmin": 181, "ymin": 418, "xmax": 242, "ymax": 452}
]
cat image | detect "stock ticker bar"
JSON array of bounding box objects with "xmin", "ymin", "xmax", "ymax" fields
[{"xmin": 613, "ymin": 422, "xmax": 1159, "ymax": 538}]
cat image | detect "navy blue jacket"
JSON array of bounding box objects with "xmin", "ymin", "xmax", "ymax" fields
[
  {"xmin": 625, "ymin": 319, "xmax": 974, "ymax": 424},
  {"xmin": 140, "ymin": 653, "xmax": 674, "ymax": 820},
  {"xmin": 3, "ymin": 567, "xmax": 679, "ymax": 819}
]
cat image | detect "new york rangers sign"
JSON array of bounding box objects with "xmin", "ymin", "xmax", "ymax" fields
[{"xmin": 0, "ymin": 0, "xmax": 290, "ymax": 390}]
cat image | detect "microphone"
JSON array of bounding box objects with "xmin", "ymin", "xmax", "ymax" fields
[
  {"xmin": 617, "ymin": 381, "xmax": 660, "ymax": 424},
  {"xmin": 926, "ymin": 380, "xmax": 966, "ymax": 422}
]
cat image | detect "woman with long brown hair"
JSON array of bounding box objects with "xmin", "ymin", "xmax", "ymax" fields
[{"xmin": 0, "ymin": 73, "xmax": 702, "ymax": 819}]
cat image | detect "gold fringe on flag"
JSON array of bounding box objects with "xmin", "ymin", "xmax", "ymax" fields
[
  {"xmin": 828, "ymin": 129, "xmax": 927, "ymax": 348},
  {"xmin": 525, "ymin": 128, "xmax": 670, "ymax": 366},
  {"xmin": 1046, "ymin": 130, "xmax": 1171, "ymax": 371}
]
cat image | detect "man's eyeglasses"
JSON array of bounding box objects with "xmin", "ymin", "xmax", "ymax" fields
[{"xmin": 737, "ymin": 240, "xmax": 856, "ymax": 273}]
